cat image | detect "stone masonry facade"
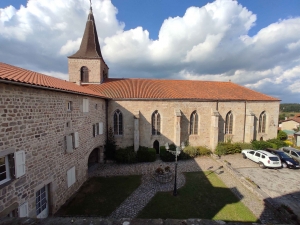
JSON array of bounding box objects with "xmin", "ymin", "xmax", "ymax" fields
[
  {"xmin": 0, "ymin": 82, "xmax": 106, "ymax": 217},
  {"xmin": 68, "ymin": 58, "xmax": 108, "ymax": 84},
  {"xmin": 108, "ymin": 100, "xmax": 279, "ymax": 151}
]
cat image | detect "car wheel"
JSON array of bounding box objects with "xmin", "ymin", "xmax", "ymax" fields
[
  {"xmin": 282, "ymin": 162, "xmax": 287, "ymax": 168},
  {"xmin": 242, "ymin": 153, "xmax": 247, "ymax": 159},
  {"xmin": 259, "ymin": 162, "xmax": 266, "ymax": 169}
]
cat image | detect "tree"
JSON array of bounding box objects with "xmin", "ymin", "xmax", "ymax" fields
[{"xmin": 104, "ymin": 127, "xmax": 117, "ymax": 160}]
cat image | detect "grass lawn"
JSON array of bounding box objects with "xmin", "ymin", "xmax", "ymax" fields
[
  {"xmin": 57, "ymin": 175, "xmax": 141, "ymax": 216},
  {"xmin": 138, "ymin": 171, "xmax": 257, "ymax": 222}
]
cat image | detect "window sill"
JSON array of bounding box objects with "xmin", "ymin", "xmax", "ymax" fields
[{"xmin": 0, "ymin": 179, "xmax": 13, "ymax": 189}]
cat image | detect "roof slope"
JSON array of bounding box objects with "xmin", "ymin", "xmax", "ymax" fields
[
  {"xmin": 0, "ymin": 62, "xmax": 106, "ymax": 98},
  {"xmin": 68, "ymin": 7, "xmax": 103, "ymax": 59},
  {"xmin": 84, "ymin": 78, "xmax": 279, "ymax": 101}
]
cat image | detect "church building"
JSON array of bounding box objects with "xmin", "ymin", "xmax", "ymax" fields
[{"xmin": 0, "ymin": 4, "xmax": 279, "ymax": 218}]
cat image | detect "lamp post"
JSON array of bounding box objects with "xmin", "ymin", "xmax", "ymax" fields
[{"xmin": 165, "ymin": 142, "xmax": 185, "ymax": 196}]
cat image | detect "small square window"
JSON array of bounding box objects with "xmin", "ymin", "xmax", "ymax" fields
[
  {"xmin": 66, "ymin": 122, "xmax": 70, "ymax": 128},
  {"xmin": 95, "ymin": 104, "xmax": 98, "ymax": 109}
]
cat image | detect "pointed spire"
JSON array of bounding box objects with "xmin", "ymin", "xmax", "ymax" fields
[{"xmin": 69, "ymin": 0, "xmax": 103, "ymax": 59}]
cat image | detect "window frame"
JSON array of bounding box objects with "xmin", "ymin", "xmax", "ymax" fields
[
  {"xmin": 225, "ymin": 111, "xmax": 233, "ymax": 134},
  {"xmin": 0, "ymin": 156, "xmax": 11, "ymax": 185},
  {"xmin": 80, "ymin": 66, "xmax": 89, "ymax": 83},
  {"xmin": 258, "ymin": 111, "xmax": 267, "ymax": 133},
  {"xmin": 190, "ymin": 111, "xmax": 198, "ymax": 135},
  {"xmin": 152, "ymin": 110, "xmax": 161, "ymax": 135},
  {"xmin": 113, "ymin": 109, "xmax": 123, "ymax": 135}
]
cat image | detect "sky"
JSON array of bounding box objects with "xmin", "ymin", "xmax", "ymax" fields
[{"xmin": 0, "ymin": 0, "xmax": 300, "ymax": 103}]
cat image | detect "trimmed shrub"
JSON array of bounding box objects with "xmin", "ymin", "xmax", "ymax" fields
[
  {"xmin": 115, "ymin": 146, "xmax": 137, "ymax": 163},
  {"xmin": 251, "ymin": 140, "xmax": 273, "ymax": 150},
  {"xmin": 196, "ymin": 146, "xmax": 212, "ymax": 156},
  {"xmin": 214, "ymin": 142, "xmax": 243, "ymax": 155},
  {"xmin": 277, "ymin": 130, "xmax": 288, "ymax": 141},
  {"xmin": 182, "ymin": 146, "xmax": 197, "ymax": 158},
  {"xmin": 284, "ymin": 140, "xmax": 293, "ymax": 146},
  {"xmin": 267, "ymin": 138, "xmax": 288, "ymax": 149},
  {"xmin": 160, "ymin": 146, "xmax": 175, "ymax": 162},
  {"xmin": 238, "ymin": 142, "xmax": 253, "ymax": 150},
  {"xmin": 137, "ymin": 146, "xmax": 156, "ymax": 162}
]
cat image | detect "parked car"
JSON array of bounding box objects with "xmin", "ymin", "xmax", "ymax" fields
[
  {"xmin": 280, "ymin": 147, "xmax": 300, "ymax": 163},
  {"xmin": 265, "ymin": 148, "xmax": 300, "ymax": 169},
  {"xmin": 241, "ymin": 149, "xmax": 281, "ymax": 169}
]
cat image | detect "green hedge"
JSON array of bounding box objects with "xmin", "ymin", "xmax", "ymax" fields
[
  {"xmin": 215, "ymin": 142, "xmax": 245, "ymax": 156},
  {"xmin": 251, "ymin": 140, "xmax": 273, "ymax": 150},
  {"xmin": 160, "ymin": 146, "xmax": 175, "ymax": 162},
  {"xmin": 137, "ymin": 146, "xmax": 156, "ymax": 162},
  {"xmin": 266, "ymin": 138, "xmax": 288, "ymax": 149},
  {"xmin": 115, "ymin": 146, "xmax": 137, "ymax": 164},
  {"xmin": 196, "ymin": 146, "xmax": 212, "ymax": 156}
]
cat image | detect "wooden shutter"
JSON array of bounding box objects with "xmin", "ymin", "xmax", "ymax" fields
[
  {"xmin": 19, "ymin": 202, "xmax": 28, "ymax": 217},
  {"xmin": 15, "ymin": 151, "xmax": 25, "ymax": 178},
  {"xmin": 99, "ymin": 122, "xmax": 103, "ymax": 135},
  {"xmin": 66, "ymin": 135, "xmax": 73, "ymax": 153},
  {"xmin": 67, "ymin": 166, "xmax": 76, "ymax": 188},
  {"xmin": 74, "ymin": 132, "xmax": 79, "ymax": 148}
]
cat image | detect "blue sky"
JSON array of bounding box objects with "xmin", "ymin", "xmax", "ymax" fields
[{"xmin": 0, "ymin": 0, "xmax": 300, "ymax": 102}]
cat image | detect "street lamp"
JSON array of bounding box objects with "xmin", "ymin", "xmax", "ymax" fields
[{"xmin": 165, "ymin": 142, "xmax": 185, "ymax": 196}]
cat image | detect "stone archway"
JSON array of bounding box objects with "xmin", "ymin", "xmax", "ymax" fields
[
  {"xmin": 153, "ymin": 140, "xmax": 160, "ymax": 154},
  {"xmin": 88, "ymin": 148, "xmax": 99, "ymax": 172}
]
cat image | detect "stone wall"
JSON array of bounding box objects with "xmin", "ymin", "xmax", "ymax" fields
[
  {"xmin": 68, "ymin": 58, "xmax": 108, "ymax": 84},
  {"xmin": 0, "ymin": 82, "xmax": 106, "ymax": 217},
  {"xmin": 280, "ymin": 120, "xmax": 299, "ymax": 131},
  {"xmin": 108, "ymin": 100, "xmax": 279, "ymax": 151}
]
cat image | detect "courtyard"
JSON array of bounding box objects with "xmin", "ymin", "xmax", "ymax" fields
[{"xmin": 57, "ymin": 156, "xmax": 284, "ymax": 223}]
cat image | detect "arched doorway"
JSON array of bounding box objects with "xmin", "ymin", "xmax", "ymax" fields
[
  {"xmin": 88, "ymin": 148, "xmax": 99, "ymax": 172},
  {"xmin": 153, "ymin": 140, "xmax": 159, "ymax": 154}
]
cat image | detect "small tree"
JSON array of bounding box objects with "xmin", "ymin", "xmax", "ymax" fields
[
  {"xmin": 104, "ymin": 127, "xmax": 117, "ymax": 160},
  {"xmin": 277, "ymin": 130, "xmax": 288, "ymax": 141}
]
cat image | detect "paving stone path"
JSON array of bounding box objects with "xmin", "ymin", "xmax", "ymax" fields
[{"xmin": 89, "ymin": 156, "xmax": 283, "ymax": 223}]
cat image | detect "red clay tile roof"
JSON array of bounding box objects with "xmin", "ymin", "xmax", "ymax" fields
[
  {"xmin": 84, "ymin": 78, "xmax": 280, "ymax": 101},
  {"xmin": 0, "ymin": 62, "xmax": 106, "ymax": 98}
]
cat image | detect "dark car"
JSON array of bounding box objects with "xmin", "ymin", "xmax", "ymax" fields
[{"xmin": 265, "ymin": 148, "xmax": 300, "ymax": 169}]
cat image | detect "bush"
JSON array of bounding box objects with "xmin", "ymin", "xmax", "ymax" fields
[
  {"xmin": 215, "ymin": 142, "xmax": 244, "ymax": 155},
  {"xmin": 251, "ymin": 140, "xmax": 273, "ymax": 150},
  {"xmin": 284, "ymin": 140, "xmax": 293, "ymax": 147},
  {"xmin": 267, "ymin": 138, "xmax": 288, "ymax": 149},
  {"xmin": 115, "ymin": 146, "xmax": 137, "ymax": 164},
  {"xmin": 238, "ymin": 142, "xmax": 253, "ymax": 150},
  {"xmin": 137, "ymin": 146, "xmax": 156, "ymax": 162},
  {"xmin": 196, "ymin": 146, "xmax": 212, "ymax": 156},
  {"xmin": 277, "ymin": 130, "xmax": 288, "ymax": 141},
  {"xmin": 182, "ymin": 146, "xmax": 197, "ymax": 158},
  {"xmin": 160, "ymin": 146, "xmax": 175, "ymax": 162}
]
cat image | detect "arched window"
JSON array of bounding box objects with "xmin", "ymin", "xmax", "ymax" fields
[
  {"xmin": 113, "ymin": 109, "xmax": 123, "ymax": 135},
  {"xmin": 258, "ymin": 111, "xmax": 266, "ymax": 133},
  {"xmin": 80, "ymin": 66, "xmax": 89, "ymax": 82},
  {"xmin": 225, "ymin": 111, "xmax": 233, "ymax": 134},
  {"xmin": 190, "ymin": 111, "xmax": 198, "ymax": 135},
  {"xmin": 152, "ymin": 110, "xmax": 161, "ymax": 135}
]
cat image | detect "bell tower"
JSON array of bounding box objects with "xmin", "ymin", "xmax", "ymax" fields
[{"xmin": 68, "ymin": 1, "xmax": 109, "ymax": 84}]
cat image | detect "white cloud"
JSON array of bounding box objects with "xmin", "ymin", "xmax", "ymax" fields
[{"xmin": 0, "ymin": 0, "xmax": 300, "ymax": 102}]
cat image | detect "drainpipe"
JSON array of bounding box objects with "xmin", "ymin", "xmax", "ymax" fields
[{"xmin": 243, "ymin": 101, "xmax": 247, "ymax": 143}]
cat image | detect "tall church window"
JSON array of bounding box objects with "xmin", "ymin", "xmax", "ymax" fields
[
  {"xmin": 225, "ymin": 111, "xmax": 233, "ymax": 134},
  {"xmin": 113, "ymin": 109, "xmax": 123, "ymax": 135},
  {"xmin": 152, "ymin": 110, "xmax": 161, "ymax": 135},
  {"xmin": 190, "ymin": 111, "xmax": 198, "ymax": 135},
  {"xmin": 80, "ymin": 66, "xmax": 89, "ymax": 82},
  {"xmin": 258, "ymin": 111, "xmax": 267, "ymax": 133}
]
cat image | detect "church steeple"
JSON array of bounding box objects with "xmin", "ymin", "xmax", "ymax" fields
[
  {"xmin": 68, "ymin": 0, "xmax": 109, "ymax": 84},
  {"xmin": 69, "ymin": 0, "xmax": 103, "ymax": 59}
]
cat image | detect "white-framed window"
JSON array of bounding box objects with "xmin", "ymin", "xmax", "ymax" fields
[
  {"xmin": 0, "ymin": 151, "xmax": 26, "ymax": 186},
  {"xmin": 67, "ymin": 166, "xmax": 76, "ymax": 188},
  {"xmin": 83, "ymin": 99, "xmax": 89, "ymax": 113},
  {"xmin": 67, "ymin": 101, "xmax": 72, "ymax": 111},
  {"xmin": 66, "ymin": 132, "xmax": 79, "ymax": 153}
]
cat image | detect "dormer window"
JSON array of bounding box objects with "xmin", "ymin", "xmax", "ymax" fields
[{"xmin": 80, "ymin": 66, "xmax": 89, "ymax": 82}]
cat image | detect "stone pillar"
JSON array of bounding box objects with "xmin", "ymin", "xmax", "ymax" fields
[
  {"xmin": 134, "ymin": 111, "xmax": 140, "ymax": 152},
  {"xmin": 244, "ymin": 110, "xmax": 255, "ymax": 143},
  {"xmin": 210, "ymin": 110, "xmax": 220, "ymax": 151},
  {"xmin": 174, "ymin": 109, "xmax": 182, "ymax": 146}
]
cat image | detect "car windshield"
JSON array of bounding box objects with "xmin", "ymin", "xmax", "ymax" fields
[
  {"xmin": 269, "ymin": 157, "xmax": 279, "ymax": 161},
  {"xmin": 277, "ymin": 152, "xmax": 291, "ymax": 159}
]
